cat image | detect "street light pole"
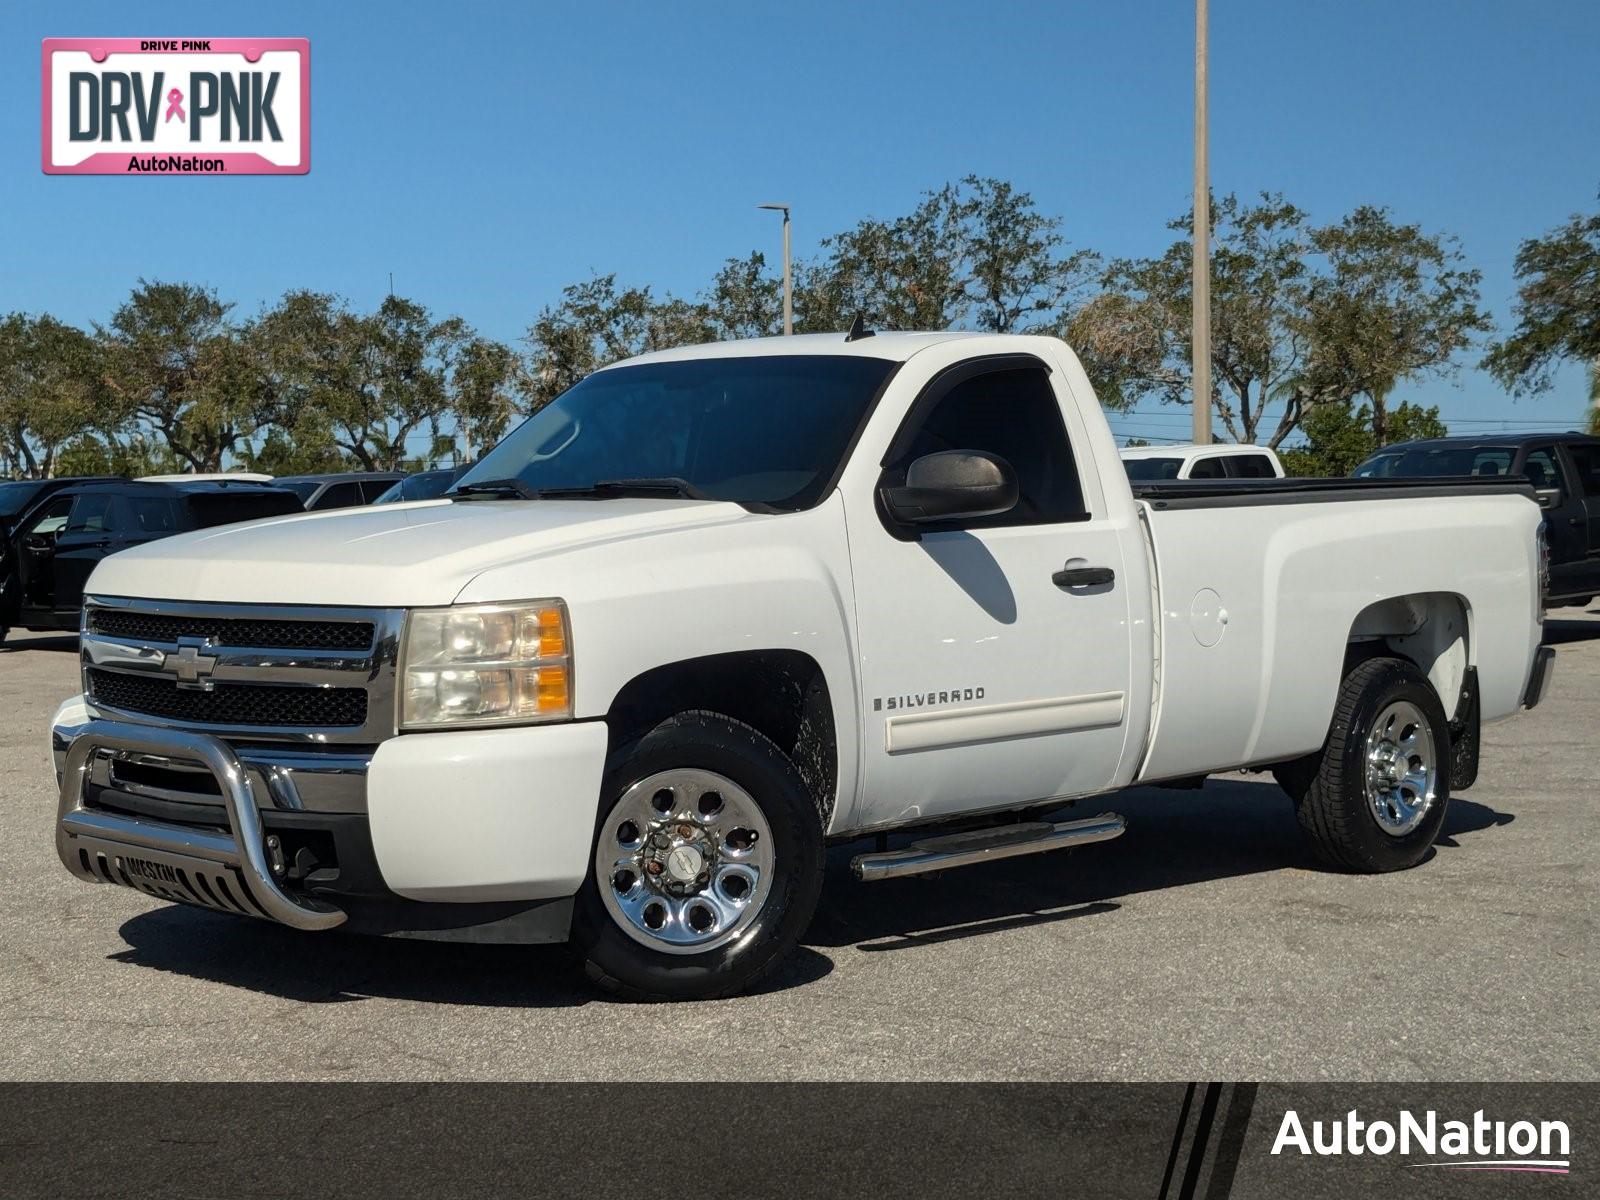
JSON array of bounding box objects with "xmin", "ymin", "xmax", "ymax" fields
[
  {"xmin": 758, "ymin": 203, "xmax": 793, "ymax": 335},
  {"xmin": 1192, "ymin": 0, "xmax": 1213, "ymax": 444}
]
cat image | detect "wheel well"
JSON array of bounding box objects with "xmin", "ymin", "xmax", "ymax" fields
[
  {"xmin": 1346, "ymin": 592, "xmax": 1472, "ymax": 721},
  {"xmin": 604, "ymin": 651, "xmax": 838, "ymax": 825}
]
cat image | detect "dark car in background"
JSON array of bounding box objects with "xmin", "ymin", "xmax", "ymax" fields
[
  {"xmin": 372, "ymin": 464, "xmax": 472, "ymax": 504},
  {"xmin": 1, "ymin": 480, "xmax": 303, "ymax": 640},
  {"xmin": 275, "ymin": 471, "xmax": 405, "ymax": 511},
  {"xmin": 1354, "ymin": 432, "xmax": 1600, "ymax": 606}
]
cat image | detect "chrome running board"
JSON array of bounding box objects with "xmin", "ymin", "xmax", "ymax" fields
[{"xmin": 850, "ymin": 812, "xmax": 1126, "ymax": 882}]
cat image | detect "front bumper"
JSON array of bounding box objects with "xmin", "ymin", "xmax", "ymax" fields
[
  {"xmin": 53, "ymin": 701, "xmax": 610, "ymax": 938},
  {"xmin": 57, "ymin": 718, "xmax": 346, "ymax": 931}
]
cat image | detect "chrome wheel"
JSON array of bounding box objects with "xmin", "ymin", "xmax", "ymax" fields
[
  {"xmin": 1364, "ymin": 700, "xmax": 1437, "ymax": 836},
  {"xmin": 596, "ymin": 768, "xmax": 776, "ymax": 955}
]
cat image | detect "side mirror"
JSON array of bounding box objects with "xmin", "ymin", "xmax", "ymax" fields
[
  {"xmin": 880, "ymin": 450, "xmax": 1019, "ymax": 525},
  {"xmin": 1536, "ymin": 487, "xmax": 1561, "ymax": 510}
]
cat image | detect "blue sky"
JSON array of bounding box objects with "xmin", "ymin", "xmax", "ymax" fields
[{"xmin": 4, "ymin": 0, "xmax": 1598, "ymax": 447}]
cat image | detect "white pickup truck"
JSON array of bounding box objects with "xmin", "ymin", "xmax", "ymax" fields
[
  {"xmin": 52, "ymin": 331, "xmax": 1554, "ymax": 1000},
  {"xmin": 1120, "ymin": 442, "xmax": 1285, "ymax": 481}
]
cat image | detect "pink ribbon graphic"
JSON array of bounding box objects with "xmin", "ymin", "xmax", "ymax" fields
[{"xmin": 164, "ymin": 88, "xmax": 185, "ymax": 123}]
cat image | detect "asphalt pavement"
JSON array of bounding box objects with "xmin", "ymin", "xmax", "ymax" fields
[{"xmin": 2, "ymin": 613, "xmax": 1595, "ymax": 1081}]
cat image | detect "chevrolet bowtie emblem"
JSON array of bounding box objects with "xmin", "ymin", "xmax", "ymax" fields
[{"xmin": 163, "ymin": 638, "xmax": 219, "ymax": 690}]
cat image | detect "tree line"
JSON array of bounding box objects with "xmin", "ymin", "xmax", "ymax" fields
[{"xmin": 3, "ymin": 177, "xmax": 1596, "ymax": 480}]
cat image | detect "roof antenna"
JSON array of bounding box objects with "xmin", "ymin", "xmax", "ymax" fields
[{"xmin": 844, "ymin": 313, "xmax": 875, "ymax": 342}]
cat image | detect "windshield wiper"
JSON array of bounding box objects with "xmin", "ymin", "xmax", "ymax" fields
[
  {"xmin": 450, "ymin": 478, "xmax": 541, "ymax": 500},
  {"xmin": 536, "ymin": 477, "xmax": 714, "ymax": 501}
]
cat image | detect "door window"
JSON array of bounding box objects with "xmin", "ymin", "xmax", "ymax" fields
[
  {"xmin": 65, "ymin": 493, "xmax": 118, "ymax": 533},
  {"xmin": 358, "ymin": 478, "xmax": 396, "ymax": 504},
  {"xmin": 888, "ymin": 364, "xmax": 1086, "ymax": 527},
  {"xmin": 1522, "ymin": 447, "xmax": 1563, "ymax": 493},
  {"xmin": 1566, "ymin": 443, "xmax": 1600, "ymax": 496},
  {"xmin": 25, "ymin": 496, "xmax": 73, "ymax": 537},
  {"xmin": 1469, "ymin": 449, "xmax": 1513, "ymax": 476},
  {"xmin": 1188, "ymin": 456, "xmax": 1227, "ymax": 479}
]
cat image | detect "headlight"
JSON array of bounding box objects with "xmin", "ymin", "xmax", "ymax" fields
[{"xmin": 400, "ymin": 600, "xmax": 572, "ymax": 729}]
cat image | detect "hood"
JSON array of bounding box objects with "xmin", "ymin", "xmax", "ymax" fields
[{"xmin": 86, "ymin": 497, "xmax": 754, "ymax": 607}]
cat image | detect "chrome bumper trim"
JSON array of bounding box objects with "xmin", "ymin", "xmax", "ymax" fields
[
  {"xmin": 1522, "ymin": 645, "xmax": 1556, "ymax": 710},
  {"xmin": 56, "ymin": 719, "xmax": 346, "ymax": 931}
]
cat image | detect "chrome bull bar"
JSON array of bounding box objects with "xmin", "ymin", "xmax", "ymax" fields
[{"xmin": 56, "ymin": 719, "xmax": 346, "ymax": 931}]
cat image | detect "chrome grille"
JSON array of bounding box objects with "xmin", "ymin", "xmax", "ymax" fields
[
  {"xmin": 87, "ymin": 608, "xmax": 375, "ymax": 650},
  {"xmin": 81, "ymin": 597, "xmax": 403, "ymax": 743},
  {"xmin": 86, "ymin": 668, "xmax": 368, "ymax": 728}
]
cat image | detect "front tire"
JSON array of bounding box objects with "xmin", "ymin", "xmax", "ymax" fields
[
  {"xmin": 1283, "ymin": 657, "xmax": 1451, "ymax": 873},
  {"xmin": 571, "ymin": 710, "xmax": 824, "ymax": 1001}
]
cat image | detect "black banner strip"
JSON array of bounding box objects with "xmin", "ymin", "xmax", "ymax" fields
[
  {"xmin": 1160, "ymin": 1082, "xmax": 1199, "ymax": 1200},
  {"xmin": 1204, "ymin": 1083, "xmax": 1258, "ymax": 1199},
  {"xmin": 1178, "ymin": 1082, "xmax": 1225, "ymax": 1199}
]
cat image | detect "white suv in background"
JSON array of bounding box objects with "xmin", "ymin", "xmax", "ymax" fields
[{"xmin": 1120, "ymin": 443, "xmax": 1284, "ymax": 481}]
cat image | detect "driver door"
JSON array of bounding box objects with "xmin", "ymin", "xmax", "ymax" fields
[
  {"xmin": 15, "ymin": 494, "xmax": 74, "ymax": 616},
  {"xmin": 845, "ymin": 358, "xmax": 1137, "ymax": 829},
  {"xmin": 51, "ymin": 492, "xmax": 121, "ymax": 617}
]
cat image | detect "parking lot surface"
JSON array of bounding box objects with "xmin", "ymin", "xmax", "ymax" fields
[{"xmin": 2, "ymin": 615, "xmax": 1596, "ymax": 1081}]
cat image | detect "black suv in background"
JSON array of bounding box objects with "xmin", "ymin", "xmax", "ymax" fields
[
  {"xmin": 1, "ymin": 480, "xmax": 303, "ymax": 640},
  {"xmin": 1354, "ymin": 432, "xmax": 1600, "ymax": 606}
]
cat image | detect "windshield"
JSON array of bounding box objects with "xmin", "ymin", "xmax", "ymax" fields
[
  {"xmin": 0, "ymin": 480, "xmax": 48, "ymax": 520},
  {"xmin": 456, "ymin": 355, "xmax": 897, "ymax": 510},
  {"xmin": 1122, "ymin": 457, "xmax": 1183, "ymax": 481},
  {"xmin": 1353, "ymin": 445, "xmax": 1514, "ymax": 478}
]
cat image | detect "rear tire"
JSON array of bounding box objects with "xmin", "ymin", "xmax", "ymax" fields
[
  {"xmin": 1285, "ymin": 657, "xmax": 1451, "ymax": 873},
  {"xmin": 571, "ymin": 710, "xmax": 824, "ymax": 1001}
]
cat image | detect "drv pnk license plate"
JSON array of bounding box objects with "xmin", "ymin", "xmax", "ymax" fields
[{"xmin": 42, "ymin": 38, "xmax": 310, "ymax": 175}]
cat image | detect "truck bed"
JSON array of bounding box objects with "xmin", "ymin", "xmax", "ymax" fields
[{"xmin": 1133, "ymin": 478, "xmax": 1543, "ymax": 783}]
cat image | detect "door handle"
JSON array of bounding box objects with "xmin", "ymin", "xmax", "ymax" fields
[{"xmin": 1053, "ymin": 565, "xmax": 1115, "ymax": 589}]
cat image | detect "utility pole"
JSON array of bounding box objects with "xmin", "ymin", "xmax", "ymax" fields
[
  {"xmin": 757, "ymin": 203, "xmax": 793, "ymax": 335},
  {"xmin": 1192, "ymin": 0, "xmax": 1213, "ymax": 444}
]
